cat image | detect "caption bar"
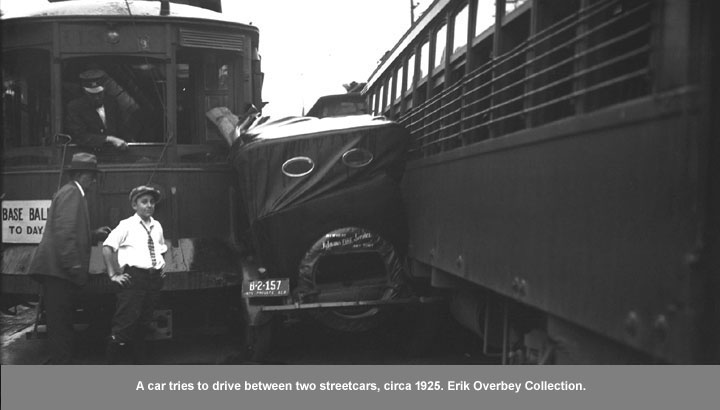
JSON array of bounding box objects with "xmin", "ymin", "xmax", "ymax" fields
[{"xmin": 136, "ymin": 379, "xmax": 587, "ymax": 393}]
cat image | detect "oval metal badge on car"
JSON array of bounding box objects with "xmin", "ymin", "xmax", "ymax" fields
[
  {"xmin": 342, "ymin": 148, "xmax": 374, "ymax": 168},
  {"xmin": 282, "ymin": 156, "xmax": 315, "ymax": 177}
]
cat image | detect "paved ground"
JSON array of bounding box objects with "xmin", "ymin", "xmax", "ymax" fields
[{"xmin": 2, "ymin": 303, "xmax": 497, "ymax": 365}]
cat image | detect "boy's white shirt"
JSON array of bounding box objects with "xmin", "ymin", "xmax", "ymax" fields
[{"xmin": 103, "ymin": 213, "xmax": 167, "ymax": 270}]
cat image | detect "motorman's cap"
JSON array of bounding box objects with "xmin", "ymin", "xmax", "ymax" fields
[
  {"xmin": 79, "ymin": 69, "xmax": 106, "ymax": 93},
  {"xmin": 129, "ymin": 185, "xmax": 162, "ymax": 204},
  {"xmin": 66, "ymin": 152, "xmax": 99, "ymax": 172}
]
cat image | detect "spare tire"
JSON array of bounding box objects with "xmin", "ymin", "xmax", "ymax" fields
[{"xmin": 296, "ymin": 227, "xmax": 406, "ymax": 332}]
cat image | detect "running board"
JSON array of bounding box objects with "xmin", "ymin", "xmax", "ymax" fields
[{"xmin": 260, "ymin": 296, "xmax": 444, "ymax": 312}]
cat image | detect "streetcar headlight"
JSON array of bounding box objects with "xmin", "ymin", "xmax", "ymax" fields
[{"xmin": 105, "ymin": 30, "xmax": 120, "ymax": 44}]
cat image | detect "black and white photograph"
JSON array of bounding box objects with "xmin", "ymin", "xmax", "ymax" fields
[{"xmin": 1, "ymin": 0, "xmax": 718, "ymax": 409}]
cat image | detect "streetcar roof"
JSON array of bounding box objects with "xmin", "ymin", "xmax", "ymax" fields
[
  {"xmin": 1, "ymin": 0, "xmax": 250, "ymax": 27},
  {"xmin": 363, "ymin": 0, "xmax": 450, "ymax": 92}
]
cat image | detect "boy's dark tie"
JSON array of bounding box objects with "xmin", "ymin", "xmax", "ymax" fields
[{"xmin": 140, "ymin": 223, "xmax": 156, "ymax": 266}]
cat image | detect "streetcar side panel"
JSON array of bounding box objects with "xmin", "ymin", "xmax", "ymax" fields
[
  {"xmin": 364, "ymin": 0, "xmax": 717, "ymax": 363},
  {"xmin": 404, "ymin": 96, "xmax": 703, "ymax": 363}
]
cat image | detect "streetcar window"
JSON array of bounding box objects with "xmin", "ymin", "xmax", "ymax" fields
[
  {"xmin": 406, "ymin": 53, "xmax": 415, "ymax": 91},
  {"xmin": 2, "ymin": 49, "xmax": 51, "ymax": 148},
  {"xmin": 475, "ymin": 1, "xmax": 495, "ymax": 36},
  {"xmin": 419, "ymin": 41, "xmax": 429, "ymax": 79},
  {"xmin": 177, "ymin": 49, "xmax": 240, "ymax": 144},
  {"xmin": 306, "ymin": 93, "xmax": 367, "ymax": 118},
  {"xmin": 380, "ymin": 84, "xmax": 386, "ymax": 111},
  {"xmin": 434, "ymin": 24, "xmax": 447, "ymax": 69},
  {"xmin": 394, "ymin": 65, "xmax": 403, "ymax": 102},
  {"xmin": 505, "ymin": 0, "xmax": 528, "ymax": 14},
  {"xmin": 453, "ymin": 5, "xmax": 469, "ymax": 54},
  {"xmin": 328, "ymin": 102, "xmax": 366, "ymax": 117},
  {"xmin": 61, "ymin": 56, "xmax": 166, "ymax": 145}
]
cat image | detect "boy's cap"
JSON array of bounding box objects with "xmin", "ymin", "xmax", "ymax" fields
[
  {"xmin": 66, "ymin": 152, "xmax": 98, "ymax": 172},
  {"xmin": 129, "ymin": 185, "xmax": 161, "ymax": 203},
  {"xmin": 80, "ymin": 69, "xmax": 106, "ymax": 93}
]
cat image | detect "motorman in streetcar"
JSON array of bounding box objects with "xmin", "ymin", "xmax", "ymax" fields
[
  {"xmin": 65, "ymin": 69, "xmax": 128, "ymax": 149},
  {"xmin": 102, "ymin": 185, "xmax": 167, "ymax": 364}
]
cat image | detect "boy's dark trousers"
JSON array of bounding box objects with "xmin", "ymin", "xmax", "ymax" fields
[{"xmin": 106, "ymin": 266, "xmax": 162, "ymax": 364}]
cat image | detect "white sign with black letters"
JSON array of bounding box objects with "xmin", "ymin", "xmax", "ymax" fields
[{"xmin": 2, "ymin": 200, "xmax": 52, "ymax": 243}]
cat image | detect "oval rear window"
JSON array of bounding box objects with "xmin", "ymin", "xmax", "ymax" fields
[
  {"xmin": 282, "ymin": 156, "xmax": 315, "ymax": 177},
  {"xmin": 342, "ymin": 148, "xmax": 374, "ymax": 168}
]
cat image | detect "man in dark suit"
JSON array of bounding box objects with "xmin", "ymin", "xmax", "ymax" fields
[
  {"xmin": 65, "ymin": 70, "xmax": 128, "ymax": 149},
  {"xmin": 27, "ymin": 152, "xmax": 111, "ymax": 364}
]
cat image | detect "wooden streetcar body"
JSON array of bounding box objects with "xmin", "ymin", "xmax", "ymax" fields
[
  {"xmin": 364, "ymin": 0, "xmax": 718, "ymax": 363},
  {"xmin": 2, "ymin": 0, "xmax": 263, "ymax": 336}
]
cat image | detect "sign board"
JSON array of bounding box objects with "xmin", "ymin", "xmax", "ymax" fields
[{"xmin": 2, "ymin": 200, "xmax": 52, "ymax": 243}]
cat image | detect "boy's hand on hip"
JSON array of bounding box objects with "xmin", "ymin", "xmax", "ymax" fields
[{"xmin": 110, "ymin": 272, "xmax": 131, "ymax": 287}]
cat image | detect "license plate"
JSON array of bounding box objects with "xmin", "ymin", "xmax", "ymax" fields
[{"xmin": 242, "ymin": 278, "xmax": 290, "ymax": 297}]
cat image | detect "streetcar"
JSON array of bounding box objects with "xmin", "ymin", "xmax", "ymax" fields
[
  {"xmin": 1, "ymin": 0, "xmax": 263, "ymax": 339},
  {"xmin": 306, "ymin": 92, "xmax": 369, "ymax": 118},
  {"xmin": 364, "ymin": 0, "xmax": 718, "ymax": 363}
]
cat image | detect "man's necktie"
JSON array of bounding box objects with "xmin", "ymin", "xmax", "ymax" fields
[{"xmin": 97, "ymin": 106, "xmax": 106, "ymax": 127}]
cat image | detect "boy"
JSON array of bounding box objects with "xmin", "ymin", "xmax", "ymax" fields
[{"xmin": 102, "ymin": 185, "xmax": 167, "ymax": 364}]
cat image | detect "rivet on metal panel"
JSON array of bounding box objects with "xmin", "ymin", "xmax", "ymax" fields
[
  {"xmin": 653, "ymin": 314, "xmax": 669, "ymax": 341},
  {"xmin": 624, "ymin": 311, "xmax": 639, "ymax": 337}
]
